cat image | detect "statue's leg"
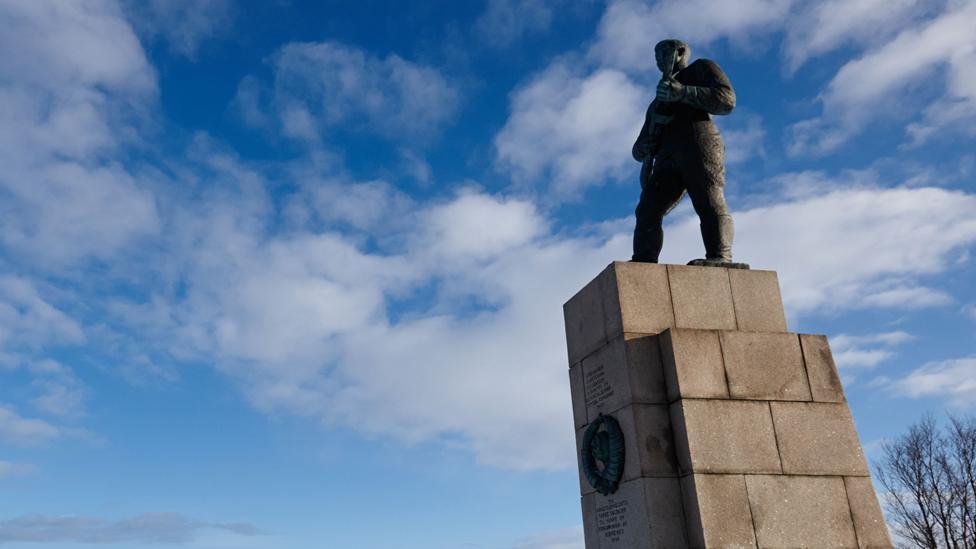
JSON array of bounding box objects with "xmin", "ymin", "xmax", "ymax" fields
[
  {"xmin": 632, "ymin": 156, "xmax": 685, "ymax": 263},
  {"xmin": 682, "ymin": 140, "xmax": 734, "ymax": 261}
]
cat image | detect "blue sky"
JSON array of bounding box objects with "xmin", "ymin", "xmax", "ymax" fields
[{"xmin": 1, "ymin": 0, "xmax": 975, "ymax": 547}]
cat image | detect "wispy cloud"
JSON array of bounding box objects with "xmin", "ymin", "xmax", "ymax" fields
[
  {"xmin": 881, "ymin": 357, "xmax": 976, "ymax": 407},
  {"xmin": 0, "ymin": 406, "xmax": 61, "ymax": 446},
  {"xmin": 238, "ymin": 41, "xmax": 460, "ymax": 142},
  {"xmin": 830, "ymin": 331, "xmax": 914, "ymax": 370},
  {"xmin": 124, "ymin": 0, "xmax": 235, "ymax": 59},
  {"xmin": 475, "ymin": 0, "xmax": 563, "ymax": 47},
  {"xmin": 0, "ymin": 513, "xmax": 259, "ymax": 545},
  {"xmin": 788, "ymin": 1, "xmax": 976, "ymax": 155},
  {"xmin": 0, "ymin": 460, "xmax": 35, "ymax": 479}
]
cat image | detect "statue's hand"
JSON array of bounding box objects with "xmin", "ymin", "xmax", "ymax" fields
[
  {"xmin": 656, "ymin": 78, "xmax": 685, "ymax": 103},
  {"xmin": 633, "ymin": 140, "xmax": 653, "ymax": 162}
]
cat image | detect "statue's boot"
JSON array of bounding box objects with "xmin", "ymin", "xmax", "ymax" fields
[
  {"xmin": 632, "ymin": 221, "xmax": 664, "ymax": 263},
  {"xmin": 704, "ymin": 214, "xmax": 734, "ymax": 261},
  {"xmin": 688, "ymin": 214, "xmax": 736, "ymax": 266}
]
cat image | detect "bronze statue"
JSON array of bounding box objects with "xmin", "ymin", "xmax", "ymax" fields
[{"xmin": 631, "ymin": 39, "xmax": 746, "ymax": 268}]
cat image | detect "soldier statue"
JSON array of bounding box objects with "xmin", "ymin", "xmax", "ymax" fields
[{"xmin": 631, "ymin": 39, "xmax": 745, "ymax": 268}]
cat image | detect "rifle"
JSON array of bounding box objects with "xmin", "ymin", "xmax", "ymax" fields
[{"xmin": 638, "ymin": 48, "xmax": 681, "ymax": 179}]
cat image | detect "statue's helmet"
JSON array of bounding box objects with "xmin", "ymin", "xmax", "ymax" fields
[{"xmin": 654, "ymin": 39, "xmax": 691, "ymax": 74}]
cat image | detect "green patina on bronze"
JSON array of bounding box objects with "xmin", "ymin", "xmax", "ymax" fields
[{"xmin": 581, "ymin": 414, "xmax": 625, "ymax": 495}]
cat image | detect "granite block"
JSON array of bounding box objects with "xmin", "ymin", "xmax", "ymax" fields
[
  {"xmin": 671, "ymin": 399, "xmax": 781, "ymax": 474},
  {"xmin": 746, "ymin": 475, "xmax": 858, "ymax": 549},
  {"xmin": 583, "ymin": 338, "xmax": 628, "ymax": 418},
  {"xmin": 590, "ymin": 477, "xmax": 651, "ymax": 548},
  {"xmin": 613, "ymin": 404, "xmax": 678, "ymax": 482},
  {"xmin": 801, "ymin": 333, "xmax": 846, "ymax": 403},
  {"xmin": 605, "ymin": 262, "xmax": 675, "ymax": 337},
  {"xmin": 681, "ymin": 473, "xmax": 756, "ymax": 549},
  {"xmin": 570, "ymin": 364, "xmax": 587, "ymax": 429},
  {"xmin": 585, "ymin": 477, "xmax": 687, "ymax": 549},
  {"xmin": 633, "ymin": 404, "xmax": 679, "ymax": 478},
  {"xmin": 667, "ymin": 265, "xmax": 737, "ymax": 331},
  {"xmin": 844, "ymin": 476, "xmax": 894, "ymax": 548},
  {"xmin": 582, "ymin": 335, "xmax": 668, "ymax": 420},
  {"xmin": 640, "ymin": 477, "xmax": 689, "ymax": 548},
  {"xmin": 564, "ymin": 265, "xmax": 612, "ymax": 365},
  {"xmin": 771, "ymin": 401, "xmax": 869, "ymax": 476},
  {"xmin": 623, "ymin": 334, "xmax": 668, "ymax": 405},
  {"xmin": 728, "ymin": 268, "xmax": 788, "ymax": 332},
  {"xmin": 721, "ymin": 331, "xmax": 812, "ymax": 401},
  {"xmin": 660, "ymin": 328, "xmax": 729, "ymax": 402},
  {"xmin": 581, "ymin": 493, "xmax": 601, "ymax": 549}
]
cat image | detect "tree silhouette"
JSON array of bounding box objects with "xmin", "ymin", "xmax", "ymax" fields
[{"xmin": 877, "ymin": 415, "xmax": 976, "ymax": 548}]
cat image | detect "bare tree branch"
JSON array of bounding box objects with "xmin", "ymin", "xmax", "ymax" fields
[{"xmin": 876, "ymin": 414, "xmax": 976, "ymax": 548}]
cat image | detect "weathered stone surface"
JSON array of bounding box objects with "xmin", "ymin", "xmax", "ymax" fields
[
  {"xmin": 746, "ymin": 475, "xmax": 858, "ymax": 549},
  {"xmin": 585, "ymin": 477, "xmax": 687, "ymax": 549},
  {"xmin": 570, "ymin": 364, "xmax": 587, "ymax": 429},
  {"xmin": 660, "ymin": 328, "xmax": 728, "ymax": 402},
  {"xmin": 583, "ymin": 338, "xmax": 628, "ymax": 418},
  {"xmin": 801, "ymin": 333, "xmax": 846, "ymax": 403},
  {"xmin": 605, "ymin": 262, "xmax": 675, "ymax": 337},
  {"xmin": 671, "ymin": 399, "xmax": 781, "ymax": 474},
  {"xmin": 612, "ymin": 404, "xmax": 678, "ymax": 482},
  {"xmin": 771, "ymin": 401, "xmax": 869, "ymax": 476},
  {"xmin": 623, "ymin": 334, "xmax": 668, "ymax": 404},
  {"xmin": 721, "ymin": 331, "xmax": 812, "ymax": 401},
  {"xmin": 581, "ymin": 493, "xmax": 601, "ymax": 548},
  {"xmin": 564, "ymin": 267, "xmax": 609, "ymax": 365},
  {"xmin": 844, "ymin": 476, "xmax": 894, "ymax": 548},
  {"xmin": 590, "ymin": 477, "xmax": 651, "ymax": 548},
  {"xmin": 728, "ymin": 268, "xmax": 788, "ymax": 332},
  {"xmin": 667, "ymin": 265, "xmax": 737, "ymax": 330},
  {"xmin": 633, "ymin": 404, "xmax": 679, "ymax": 478},
  {"xmin": 582, "ymin": 335, "xmax": 668, "ymax": 420},
  {"xmin": 639, "ymin": 477, "xmax": 689, "ymax": 548},
  {"xmin": 681, "ymin": 473, "xmax": 756, "ymax": 549}
]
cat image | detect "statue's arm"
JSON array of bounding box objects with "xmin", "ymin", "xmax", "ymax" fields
[
  {"xmin": 632, "ymin": 101, "xmax": 657, "ymax": 162},
  {"xmin": 681, "ymin": 59, "xmax": 735, "ymax": 115}
]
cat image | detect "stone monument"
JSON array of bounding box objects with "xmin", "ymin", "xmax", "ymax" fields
[{"xmin": 564, "ymin": 262, "xmax": 893, "ymax": 548}]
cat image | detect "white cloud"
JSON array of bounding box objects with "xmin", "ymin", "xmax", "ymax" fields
[
  {"xmin": 245, "ymin": 41, "xmax": 460, "ymax": 142},
  {"xmin": 0, "ymin": 406, "xmax": 61, "ymax": 446},
  {"xmin": 125, "ymin": 0, "xmax": 235, "ymax": 59},
  {"xmin": 0, "ymin": 0, "xmax": 160, "ymax": 267},
  {"xmin": 883, "ymin": 357, "xmax": 976, "ymax": 406},
  {"xmin": 0, "ymin": 277, "xmax": 84, "ymax": 349},
  {"xmin": 105, "ymin": 155, "xmax": 976, "ymax": 472},
  {"xmin": 788, "ymin": 0, "xmax": 976, "ymax": 155},
  {"xmin": 0, "ymin": 460, "xmax": 35, "ymax": 479},
  {"xmin": 284, "ymin": 177, "xmax": 415, "ymax": 233},
  {"xmin": 781, "ymin": 0, "xmax": 929, "ymax": 72},
  {"xmin": 830, "ymin": 331, "xmax": 914, "ymax": 370},
  {"xmin": 0, "ymin": 513, "xmax": 259, "ymax": 544},
  {"xmin": 475, "ymin": 0, "xmax": 566, "ymax": 47},
  {"xmin": 495, "ymin": 62, "xmax": 647, "ymax": 196},
  {"xmin": 718, "ymin": 112, "xmax": 766, "ymax": 165},
  {"xmin": 28, "ymin": 359, "xmax": 87, "ymax": 419},
  {"xmin": 590, "ymin": 0, "xmax": 795, "ymax": 71},
  {"xmin": 419, "ymin": 191, "xmax": 546, "ymax": 260},
  {"xmin": 720, "ymin": 185, "xmax": 976, "ymax": 314}
]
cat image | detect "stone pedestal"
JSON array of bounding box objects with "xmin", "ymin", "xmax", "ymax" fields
[{"xmin": 564, "ymin": 262, "xmax": 892, "ymax": 549}]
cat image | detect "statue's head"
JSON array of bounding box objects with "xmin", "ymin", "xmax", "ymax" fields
[{"xmin": 654, "ymin": 39, "xmax": 691, "ymax": 75}]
